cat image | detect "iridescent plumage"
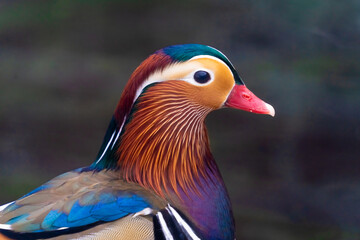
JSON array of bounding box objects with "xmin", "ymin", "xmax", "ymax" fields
[{"xmin": 0, "ymin": 44, "xmax": 274, "ymax": 240}]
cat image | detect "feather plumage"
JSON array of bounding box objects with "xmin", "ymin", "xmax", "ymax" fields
[
  {"xmin": 118, "ymin": 81, "xmax": 217, "ymax": 197},
  {"xmin": 0, "ymin": 44, "xmax": 275, "ymax": 240},
  {"xmin": 0, "ymin": 169, "xmax": 166, "ymax": 235}
]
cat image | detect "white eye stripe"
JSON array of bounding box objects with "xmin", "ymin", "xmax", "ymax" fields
[
  {"xmin": 189, "ymin": 54, "xmax": 234, "ymax": 79},
  {"xmin": 132, "ymin": 54, "xmax": 234, "ymax": 106},
  {"xmin": 133, "ymin": 62, "xmax": 214, "ymax": 104},
  {"xmin": 133, "ymin": 62, "xmax": 179, "ymax": 105},
  {"xmin": 189, "ymin": 54, "xmax": 226, "ymax": 63},
  {"xmin": 190, "ymin": 54, "xmax": 234, "ymax": 72}
]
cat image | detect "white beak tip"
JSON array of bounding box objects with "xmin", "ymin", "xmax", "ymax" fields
[{"xmin": 265, "ymin": 103, "xmax": 275, "ymax": 117}]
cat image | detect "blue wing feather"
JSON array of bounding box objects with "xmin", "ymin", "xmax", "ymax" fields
[
  {"xmin": 6, "ymin": 214, "xmax": 29, "ymax": 225},
  {"xmin": 0, "ymin": 169, "xmax": 153, "ymax": 233},
  {"xmin": 40, "ymin": 193, "xmax": 150, "ymax": 231},
  {"xmin": 41, "ymin": 210, "xmax": 62, "ymax": 229}
]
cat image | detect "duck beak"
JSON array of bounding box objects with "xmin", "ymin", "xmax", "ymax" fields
[{"xmin": 225, "ymin": 84, "xmax": 275, "ymax": 117}]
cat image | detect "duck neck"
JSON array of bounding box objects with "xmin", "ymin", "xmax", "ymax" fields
[
  {"xmin": 118, "ymin": 81, "xmax": 234, "ymax": 239},
  {"xmin": 116, "ymin": 81, "xmax": 219, "ymax": 196},
  {"xmin": 92, "ymin": 81, "xmax": 234, "ymax": 239}
]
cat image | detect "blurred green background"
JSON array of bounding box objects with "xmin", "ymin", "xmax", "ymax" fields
[{"xmin": 0, "ymin": 0, "xmax": 359, "ymax": 239}]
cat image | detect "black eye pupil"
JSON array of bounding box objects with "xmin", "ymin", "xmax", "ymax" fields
[{"xmin": 194, "ymin": 70, "xmax": 211, "ymax": 84}]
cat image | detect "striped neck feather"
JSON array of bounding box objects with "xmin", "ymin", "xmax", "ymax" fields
[
  {"xmin": 92, "ymin": 52, "xmax": 173, "ymax": 169},
  {"xmin": 117, "ymin": 81, "xmax": 220, "ymax": 197}
]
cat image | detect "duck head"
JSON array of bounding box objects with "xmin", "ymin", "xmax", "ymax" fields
[
  {"xmin": 93, "ymin": 44, "xmax": 275, "ymax": 196},
  {"xmin": 114, "ymin": 44, "xmax": 274, "ymax": 122}
]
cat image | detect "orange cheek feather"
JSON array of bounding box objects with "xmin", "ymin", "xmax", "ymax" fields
[{"xmin": 188, "ymin": 59, "xmax": 235, "ymax": 109}]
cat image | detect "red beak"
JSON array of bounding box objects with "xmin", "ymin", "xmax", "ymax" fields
[{"xmin": 225, "ymin": 84, "xmax": 275, "ymax": 117}]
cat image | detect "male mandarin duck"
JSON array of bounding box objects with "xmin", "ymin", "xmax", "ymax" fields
[{"xmin": 0, "ymin": 44, "xmax": 274, "ymax": 240}]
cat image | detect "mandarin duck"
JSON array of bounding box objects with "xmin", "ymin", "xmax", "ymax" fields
[{"xmin": 0, "ymin": 44, "xmax": 274, "ymax": 240}]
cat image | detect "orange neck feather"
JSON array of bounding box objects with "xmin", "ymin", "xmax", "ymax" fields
[{"xmin": 116, "ymin": 81, "xmax": 218, "ymax": 197}]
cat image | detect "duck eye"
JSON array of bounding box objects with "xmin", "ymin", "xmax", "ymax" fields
[{"xmin": 193, "ymin": 70, "xmax": 211, "ymax": 84}]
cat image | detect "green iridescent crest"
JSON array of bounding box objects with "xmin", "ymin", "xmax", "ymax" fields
[{"xmin": 161, "ymin": 44, "xmax": 244, "ymax": 84}]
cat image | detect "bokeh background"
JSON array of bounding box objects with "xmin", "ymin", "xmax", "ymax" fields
[{"xmin": 0, "ymin": 1, "xmax": 359, "ymax": 239}]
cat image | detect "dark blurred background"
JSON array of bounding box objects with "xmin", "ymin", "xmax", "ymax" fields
[{"xmin": 0, "ymin": 0, "xmax": 359, "ymax": 239}]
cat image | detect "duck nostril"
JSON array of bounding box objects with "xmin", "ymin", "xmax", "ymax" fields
[{"xmin": 242, "ymin": 93, "xmax": 251, "ymax": 100}]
